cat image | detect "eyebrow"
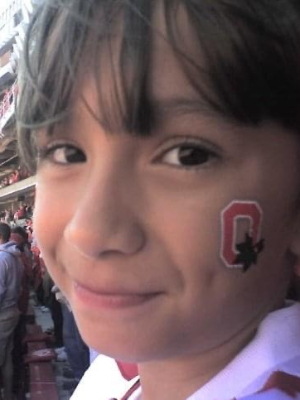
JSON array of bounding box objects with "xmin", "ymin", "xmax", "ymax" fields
[
  {"xmin": 152, "ymin": 97, "xmax": 219, "ymax": 121},
  {"xmin": 43, "ymin": 96, "xmax": 221, "ymax": 139}
]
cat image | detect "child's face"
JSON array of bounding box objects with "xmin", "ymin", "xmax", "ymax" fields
[{"xmin": 33, "ymin": 20, "xmax": 300, "ymax": 363}]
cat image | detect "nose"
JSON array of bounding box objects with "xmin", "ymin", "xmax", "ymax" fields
[{"xmin": 64, "ymin": 174, "xmax": 146, "ymax": 259}]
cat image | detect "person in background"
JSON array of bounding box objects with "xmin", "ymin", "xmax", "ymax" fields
[
  {"xmin": 43, "ymin": 270, "xmax": 64, "ymax": 347},
  {"xmin": 10, "ymin": 227, "xmax": 33, "ymax": 394},
  {"xmin": 53, "ymin": 286, "xmax": 90, "ymax": 385},
  {"xmin": 0, "ymin": 223, "xmax": 23, "ymax": 400},
  {"xmin": 10, "ymin": 226, "xmax": 33, "ymax": 316},
  {"xmin": 31, "ymin": 238, "xmax": 46, "ymax": 307}
]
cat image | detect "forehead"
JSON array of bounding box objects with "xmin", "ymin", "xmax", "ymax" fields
[
  {"xmin": 77, "ymin": 4, "xmax": 210, "ymax": 133},
  {"xmin": 149, "ymin": 3, "xmax": 204, "ymax": 98}
]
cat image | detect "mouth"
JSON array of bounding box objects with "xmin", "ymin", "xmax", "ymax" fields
[{"xmin": 73, "ymin": 281, "xmax": 162, "ymax": 310}]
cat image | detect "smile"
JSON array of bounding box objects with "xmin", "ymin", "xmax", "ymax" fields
[{"xmin": 73, "ymin": 281, "xmax": 162, "ymax": 310}]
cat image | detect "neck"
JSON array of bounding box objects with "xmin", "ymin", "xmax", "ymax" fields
[{"xmin": 137, "ymin": 327, "xmax": 257, "ymax": 400}]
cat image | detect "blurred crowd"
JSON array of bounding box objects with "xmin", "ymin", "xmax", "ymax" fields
[
  {"xmin": 0, "ymin": 168, "xmax": 30, "ymax": 189},
  {"xmin": 0, "ymin": 214, "xmax": 90, "ymax": 399}
]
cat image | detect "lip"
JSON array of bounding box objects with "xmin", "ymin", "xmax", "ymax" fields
[{"xmin": 73, "ymin": 281, "xmax": 162, "ymax": 310}]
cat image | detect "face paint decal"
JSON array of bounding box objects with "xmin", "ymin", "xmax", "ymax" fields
[{"xmin": 220, "ymin": 201, "xmax": 265, "ymax": 272}]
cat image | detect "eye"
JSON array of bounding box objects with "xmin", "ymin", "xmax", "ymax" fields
[
  {"xmin": 39, "ymin": 144, "xmax": 86, "ymax": 165},
  {"xmin": 159, "ymin": 143, "xmax": 218, "ymax": 168}
]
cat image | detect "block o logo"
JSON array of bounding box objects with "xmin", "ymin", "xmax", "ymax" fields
[{"xmin": 220, "ymin": 201, "xmax": 263, "ymax": 269}]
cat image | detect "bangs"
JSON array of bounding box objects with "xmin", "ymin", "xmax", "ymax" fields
[
  {"xmin": 18, "ymin": 0, "xmax": 155, "ymax": 138},
  {"xmin": 17, "ymin": 0, "xmax": 300, "ymax": 171}
]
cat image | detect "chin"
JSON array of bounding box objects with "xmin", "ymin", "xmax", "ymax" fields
[{"xmin": 80, "ymin": 326, "xmax": 166, "ymax": 363}]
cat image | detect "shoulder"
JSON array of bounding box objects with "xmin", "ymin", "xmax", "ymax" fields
[{"xmin": 0, "ymin": 250, "xmax": 12, "ymax": 263}]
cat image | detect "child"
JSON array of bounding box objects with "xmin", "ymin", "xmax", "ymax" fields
[{"xmin": 17, "ymin": 0, "xmax": 300, "ymax": 399}]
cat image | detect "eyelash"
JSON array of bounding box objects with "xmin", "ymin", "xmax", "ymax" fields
[
  {"xmin": 37, "ymin": 137, "xmax": 220, "ymax": 170},
  {"xmin": 37, "ymin": 142, "xmax": 86, "ymax": 165},
  {"xmin": 154, "ymin": 137, "xmax": 220, "ymax": 169}
]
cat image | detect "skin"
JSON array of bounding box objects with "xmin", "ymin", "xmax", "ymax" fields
[{"xmin": 33, "ymin": 10, "xmax": 300, "ymax": 400}]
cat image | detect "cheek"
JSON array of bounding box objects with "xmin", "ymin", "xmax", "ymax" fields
[
  {"xmin": 220, "ymin": 201, "xmax": 264, "ymax": 273},
  {"xmin": 33, "ymin": 194, "xmax": 50, "ymax": 250},
  {"xmin": 33, "ymin": 185, "xmax": 66, "ymax": 276},
  {"xmin": 155, "ymin": 200, "xmax": 222, "ymax": 277}
]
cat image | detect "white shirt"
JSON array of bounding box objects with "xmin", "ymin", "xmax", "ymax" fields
[{"xmin": 71, "ymin": 303, "xmax": 300, "ymax": 400}]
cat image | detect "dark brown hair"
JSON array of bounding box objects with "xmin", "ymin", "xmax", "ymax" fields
[
  {"xmin": 17, "ymin": 0, "xmax": 300, "ymax": 172},
  {"xmin": 0, "ymin": 222, "xmax": 11, "ymax": 243}
]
